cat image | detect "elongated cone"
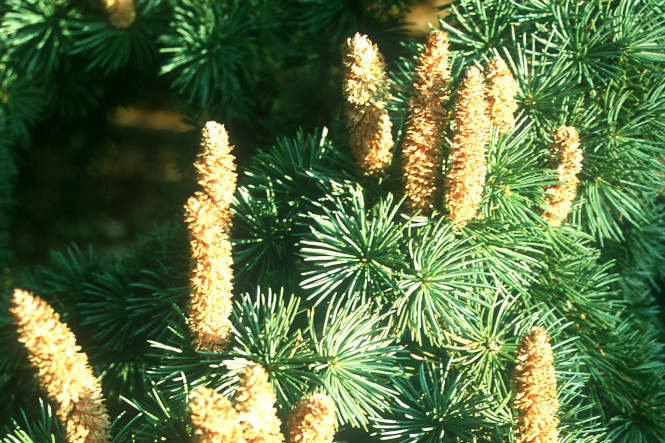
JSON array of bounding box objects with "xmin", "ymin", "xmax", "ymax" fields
[
  {"xmin": 512, "ymin": 327, "xmax": 559, "ymax": 443},
  {"xmin": 401, "ymin": 29, "xmax": 451, "ymax": 213},
  {"xmin": 344, "ymin": 33, "xmax": 394, "ymax": 175},
  {"xmin": 189, "ymin": 386, "xmax": 246, "ymax": 443},
  {"xmin": 543, "ymin": 126, "xmax": 583, "ymax": 226},
  {"xmin": 444, "ymin": 66, "xmax": 491, "ymax": 226},
  {"xmin": 103, "ymin": 0, "xmax": 136, "ymax": 28},
  {"xmin": 186, "ymin": 121, "xmax": 237, "ymax": 352},
  {"xmin": 485, "ymin": 55, "xmax": 518, "ymax": 134},
  {"xmin": 11, "ymin": 289, "xmax": 111, "ymax": 443},
  {"xmin": 233, "ymin": 364, "xmax": 285, "ymax": 443},
  {"xmin": 286, "ymin": 394, "xmax": 336, "ymax": 443}
]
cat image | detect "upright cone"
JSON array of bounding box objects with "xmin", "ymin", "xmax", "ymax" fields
[
  {"xmin": 233, "ymin": 364, "xmax": 285, "ymax": 443},
  {"xmin": 343, "ymin": 33, "xmax": 394, "ymax": 175},
  {"xmin": 443, "ymin": 66, "xmax": 491, "ymax": 226},
  {"xmin": 401, "ymin": 29, "xmax": 451, "ymax": 213},
  {"xmin": 485, "ymin": 55, "xmax": 518, "ymax": 134},
  {"xmin": 189, "ymin": 386, "xmax": 246, "ymax": 443},
  {"xmin": 186, "ymin": 121, "xmax": 238, "ymax": 352},
  {"xmin": 11, "ymin": 289, "xmax": 111, "ymax": 443},
  {"xmin": 512, "ymin": 327, "xmax": 559, "ymax": 443},
  {"xmin": 286, "ymin": 394, "xmax": 336, "ymax": 443},
  {"xmin": 543, "ymin": 126, "xmax": 583, "ymax": 226},
  {"xmin": 103, "ymin": 0, "xmax": 136, "ymax": 28}
]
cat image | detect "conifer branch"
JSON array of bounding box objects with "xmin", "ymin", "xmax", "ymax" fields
[
  {"xmin": 229, "ymin": 290, "xmax": 318, "ymax": 410},
  {"xmin": 2, "ymin": 1, "xmax": 665, "ymax": 441}
]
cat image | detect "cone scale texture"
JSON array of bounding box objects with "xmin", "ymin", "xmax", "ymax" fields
[
  {"xmin": 186, "ymin": 121, "xmax": 237, "ymax": 352},
  {"xmin": 543, "ymin": 126, "xmax": 583, "ymax": 226},
  {"xmin": 286, "ymin": 394, "xmax": 336, "ymax": 443},
  {"xmin": 443, "ymin": 66, "xmax": 491, "ymax": 225},
  {"xmin": 401, "ymin": 29, "xmax": 451, "ymax": 213},
  {"xmin": 344, "ymin": 33, "xmax": 394, "ymax": 175},
  {"xmin": 486, "ymin": 55, "xmax": 518, "ymax": 134},
  {"xmin": 103, "ymin": 0, "xmax": 136, "ymax": 29},
  {"xmin": 189, "ymin": 386, "xmax": 246, "ymax": 443},
  {"xmin": 512, "ymin": 327, "xmax": 560, "ymax": 443},
  {"xmin": 11, "ymin": 289, "xmax": 111, "ymax": 443},
  {"xmin": 233, "ymin": 364, "xmax": 285, "ymax": 443}
]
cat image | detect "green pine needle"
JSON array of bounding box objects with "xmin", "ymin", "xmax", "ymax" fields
[
  {"xmin": 372, "ymin": 359, "xmax": 501, "ymax": 442},
  {"xmin": 300, "ymin": 188, "xmax": 405, "ymax": 306}
]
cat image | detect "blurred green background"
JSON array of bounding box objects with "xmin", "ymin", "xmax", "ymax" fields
[{"xmin": 6, "ymin": 0, "xmax": 441, "ymax": 272}]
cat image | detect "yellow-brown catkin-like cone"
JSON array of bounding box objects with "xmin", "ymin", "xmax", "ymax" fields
[
  {"xmin": 189, "ymin": 386, "xmax": 246, "ymax": 443},
  {"xmin": 543, "ymin": 126, "xmax": 583, "ymax": 226},
  {"xmin": 512, "ymin": 327, "xmax": 560, "ymax": 443},
  {"xmin": 233, "ymin": 364, "xmax": 285, "ymax": 443},
  {"xmin": 103, "ymin": 0, "xmax": 136, "ymax": 29},
  {"xmin": 344, "ymin": 33, "xmax": 394, "ymax": 175},
  {"xmin": 485, "ymin": 55, "xmax": 518, "ymax": 134},
  {"xmin": 286, "ymin": 394, "xmax": 336, "ymax": 443},
  {"xmin": 401, "ymin": 29, "xmax": 451, "ymax": 213},
  {"xmin": 186, "ymin": 121, "xmax": 238, "ymax": 352},
  {"xmin": 11, "ymin": 289, "xmax": 111, "ymax": 443},
  {"xmin": 443, "ymin": 66, "xmax": 491, "ymax": 226}
]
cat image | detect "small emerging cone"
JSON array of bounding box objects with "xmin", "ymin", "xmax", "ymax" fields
[
  {"xmin": 286, "ymin": 394, "xmax": 336, "ymax": 443},
  {"xmin": 186, "ymin": 121, "xmax": 238, "ymax": 352},
  {"xmin": 11, "ymin": 289, "xmax": 111, "ymax": 443},
  {"xmin": 543, "ymin": 126, "xmax": 583, "ymax": 226},
  {"xmin": 103, "ymin": 0, "xmax": 136, "ymax": 29},
  {"xmin": 485, "ymin": 55, "xmax": 518, "ymax": 133},
  {"xmin": 189, "ymin": 386, "xmax": 246, "ymax": 443},
  {"xmin": 343, "ymin": 33, "xmax": 390, "ymax": 107},
  {"xmin": 233, "ymin": 364, "xmax": 285, "ymax": 443},
  {"xmin": 401, "ymin": 28, "xmax": 451, "ymax": 213},
  {"xmin": 443, "ymin": 66, "xmax": 491, "ymax": 226},
  {"xmin": 344, "ymin": 33, "xmax": 394, "ymax": 175},
  {"xmin": 512, "ymin": 327, "xmax": 560, "ymax": 443}
]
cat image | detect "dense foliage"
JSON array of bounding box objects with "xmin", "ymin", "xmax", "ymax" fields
[{"xmin": 2, "ymin": 0, "xmax": 665, "ymax": 442}]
